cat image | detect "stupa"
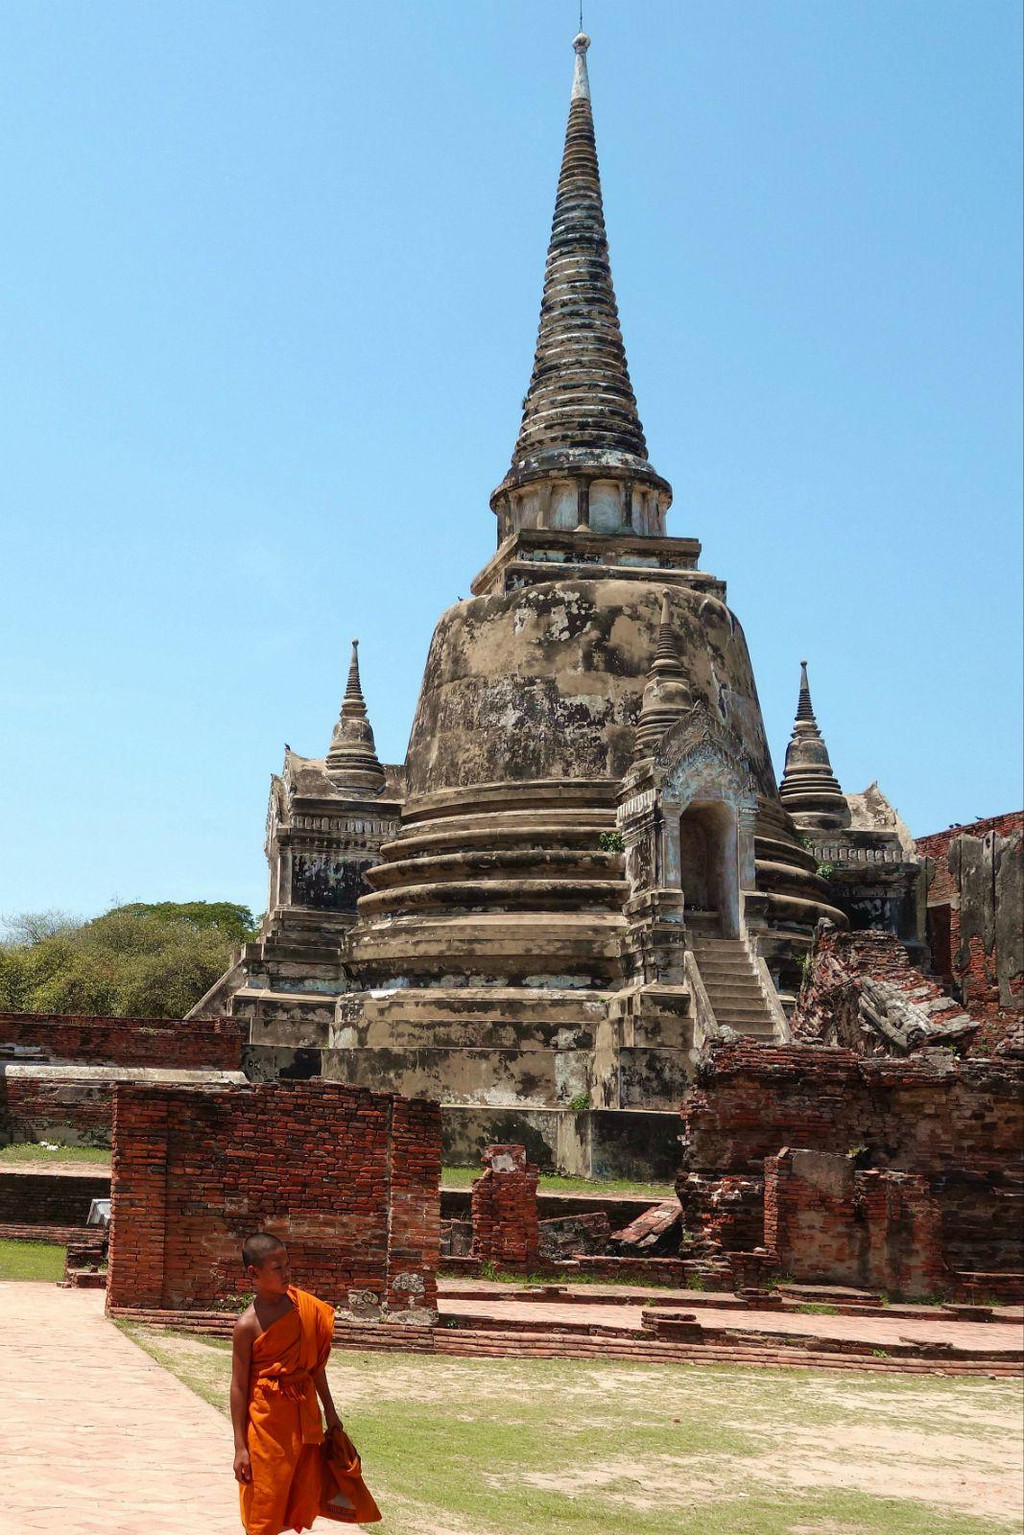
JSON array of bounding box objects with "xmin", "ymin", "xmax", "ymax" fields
[{"xmin": 196, "ymin": 34, "xmax": 919, "ymax": 1175}]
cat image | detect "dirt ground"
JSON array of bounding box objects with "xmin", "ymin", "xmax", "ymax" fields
[{"xmin": 126, "ymin": 1325, "xmax": 1024, "ymax": 1535}]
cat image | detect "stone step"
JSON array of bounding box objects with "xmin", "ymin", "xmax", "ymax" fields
[
  {"xmin": 697, "ymin": 974, "xmax": 758, "ymax": 990},
  {"xmin": 705, "ymin": 990, "xmax": 770, "ymax": 1011},
  {"xmin": 699, "ymin": 974, "xmax": 761, "ymax": 992},
  {"xmin": 712, "ymin": 1010, "xmax": 775, "ymax": 1028},
  {"xmin": 359, "ymin": 987, "xmax": 614, "ymax": 1024},
  {"xmin": 692, "ymin": 951, "xmax": 755, "ymax": 967}
]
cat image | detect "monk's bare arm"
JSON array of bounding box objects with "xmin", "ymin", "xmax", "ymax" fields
[
  {"xmin": 231, "ymin": 1312, "xmax": 256, "ymax": 1482},
  {"xmin": 313, "ymin": 1365, "xmax": 343, "ymax": 1433}
]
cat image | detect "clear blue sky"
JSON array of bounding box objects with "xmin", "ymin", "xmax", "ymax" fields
[{"xmin": 1, "ymin": 1, "xmax": 1021, "ymax": 923}]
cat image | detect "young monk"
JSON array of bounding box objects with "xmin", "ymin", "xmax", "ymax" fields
[{"xmin": 231, "ymin": 1232, "xmax": 352, "ymax": 1534}]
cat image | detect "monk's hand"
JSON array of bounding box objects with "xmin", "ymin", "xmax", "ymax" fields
[
  {"xmin": 233, "ymin": 1448, "xmax": 252, "ymax": 1484},
  {"xmin": 325, "ymin": 1412, "xmax": 344, "ymax": 1434}
]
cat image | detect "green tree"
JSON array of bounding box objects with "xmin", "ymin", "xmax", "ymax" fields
[
  {"xmin": 108, "ymin": 901, "xmax": 258, "ymax": 945},
  {"xmin": 0, "ymin": 900, "xmax": 254, "ymax": 1019}
]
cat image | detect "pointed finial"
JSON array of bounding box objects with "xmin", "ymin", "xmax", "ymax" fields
[
  {"xmin": 344, "ymin": 639, "xmax": 363, "ymax": 702},
  {"xmin": 796, "ymin": 660, "xmax": 815, "ymax": 722},
  {"xmin": 490, "ymin": 19, "xmax": 671, "ymax": 538},
  {"xmin": 572, "ymin": 30, "xmax": 591, "ymax": 102}
]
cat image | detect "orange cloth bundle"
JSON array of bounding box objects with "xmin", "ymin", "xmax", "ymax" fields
[{"xmin": 319, "ymin": 1427, "xmax": 382, "ymax": 1524}]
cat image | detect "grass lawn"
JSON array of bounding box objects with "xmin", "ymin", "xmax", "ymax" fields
[
  {"xmin": 119, "ymin": 1322, "xmax": 1023, "ymax": 1535},
  {"xmin": 442, "ymin": 1166, "xmax": 675, "ymax": 1198},
  {"xmin": 0, "ymin": 1240, "xmax": 66, "ymax": 1282},
  {"xmin": 0, "ymin": 1141, "xmax": 111, "ymax": 1165}
]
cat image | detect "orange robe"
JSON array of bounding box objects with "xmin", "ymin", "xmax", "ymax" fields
[{"xmin": 240, "ymin": 1287, "xmax": 335, "ymax": 1535}]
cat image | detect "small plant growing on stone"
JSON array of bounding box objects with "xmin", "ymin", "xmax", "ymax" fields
[
  {"xmin": 479, "ymin": 1260, "xmax": 500, "ymax": 1282},
  {"xmin": 568, "ymin": 1093, "xmax": 590, "ymax": 1113},
  {"xmin": 815, "ymin": 862, "xmax": 835, "ymax": 880},
  {"xmin": 871, "ymin": 1348, "xmax": 890, "ymax": 1360},
  {"xmin": 685, "ymin": 1272, "xmax": 706, "ymax": 1292},
  {"xmin": 598, "ymin": 831, "xmax": 624, "ymax": 853}
]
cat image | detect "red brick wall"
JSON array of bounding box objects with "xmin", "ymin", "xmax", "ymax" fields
[
  {"xmin": 470, "ymin": 1144, "xmax": 540, "ymax": 1268},
  {"xmin": 764, "ymin": 1149, "xmax": 946, "ymax": 1297},
  {"xmin": 682, "ymin": 1043, "xmax": 1022, "ymax": 1176},
  {"xmin": 106, "ymin": 1081, "xmax": 441, "ymax": 1319},
  {"xmin": 0, "ymin": 1169, "xmax": 110, "ymax": 1225},
  {"xmin": 0, "ymin": 1012, "xmax": 245, "ymax": 1069},
  {"xmin": 916, "ymin": 812, "xmax": 1024, "ymax": 886}
]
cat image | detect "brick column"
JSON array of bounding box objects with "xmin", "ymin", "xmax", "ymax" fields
[
  {"xmin": 385, "ymin": 1096, "xmax": 442, "ymax": 1319},
  {"xmin": 470, "ymin": 1144, "xmax": 540, "ymax": 1269},
  {"xmin": 107, "ymin": 1084, "xmax": 170, "ymax": 1310}
]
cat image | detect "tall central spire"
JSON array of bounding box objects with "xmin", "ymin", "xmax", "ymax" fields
[{"xmin": 490, "ymin": 33, "xmax": 671, "ymax": 543}]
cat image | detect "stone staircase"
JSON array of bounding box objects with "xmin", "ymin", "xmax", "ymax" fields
[{"xmin": 690, "ymin": 938, "xmax": 781, "ymax": 1042}]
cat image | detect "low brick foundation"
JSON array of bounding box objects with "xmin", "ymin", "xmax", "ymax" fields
[
  {"xmin": 0, "ymin": 1169, "xmax": 110, "ymax": 1227},
  {"xmin": 1, "ymin": 1011, "xmax": 247, "ymax": 1148},
  {"xmin": 106, "ymin": 1080, "xmax": 442, "ymax": 1321}
]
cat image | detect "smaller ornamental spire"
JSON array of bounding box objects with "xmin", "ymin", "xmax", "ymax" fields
[
  {"xmin": 633, "ymin": 590, "xmax": 694, "ymax": 759},
  {"xmin": 779, "ymin": 660, "xmax": 850, "ymax": 831},
  {"xmin": 325, "ymin": 640, "xmax": 386, "ymax": 795}
]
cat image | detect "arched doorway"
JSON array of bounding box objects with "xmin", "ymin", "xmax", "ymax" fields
[{"xmin": 678, "ymin": 800, "xmax": 740, "ymax": 937}]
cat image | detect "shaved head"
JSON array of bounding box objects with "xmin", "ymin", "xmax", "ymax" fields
[{"xmin": 241, "ymin": 1232, "xmax": 286, "ymax": 1270}]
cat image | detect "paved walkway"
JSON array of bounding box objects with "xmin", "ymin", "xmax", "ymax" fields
[
  {"xmin": 2, "ymin": 1281, "xmax": 241, "ymax": 1534},
  {"xmin": 441, "ymin": 1293, "xmax": 1024, "ymax": 1353}
]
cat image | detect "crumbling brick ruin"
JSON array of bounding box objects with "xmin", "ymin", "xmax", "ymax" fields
[
  {"xmin": 679, "ymin": 1038, "xmax": 1024, "ymax": 1297},
  {"xmin": 792, "ymin": 924, "xmax": 980, "ymax": 1055},
  {"xmin": 106, "ymin": 1080, "xmax": 441, "ymax": 1321},
  {"xmin": 917, "ymin": 813, "xmax": 1023, "ymax": 1047}
]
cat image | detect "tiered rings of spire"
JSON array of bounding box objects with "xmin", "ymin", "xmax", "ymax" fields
[{"xmin": 490, "ymin": 33, "xmax": 671, "ymax": 542}]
